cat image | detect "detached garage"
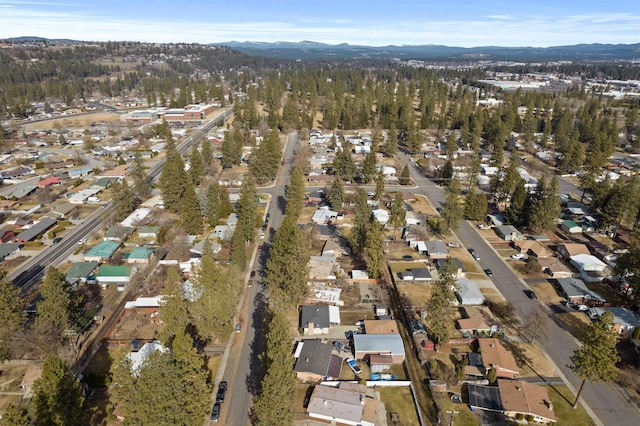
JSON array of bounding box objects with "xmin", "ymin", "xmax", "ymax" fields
[{"xmin": 353, "ymin": 333, "xmax": 405, "ymax": 363}]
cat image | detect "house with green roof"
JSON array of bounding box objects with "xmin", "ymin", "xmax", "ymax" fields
[
  {"xmin": 96, "ymin": 265, "xmax": 136, "ymax": 285},
  {"xmin": 65, "ymin": 261, "xmax": 99, "ymax": 283},
  {"xmin": 560, "ymin": 220, "xmax": 582, "ymax": 234},
  {"xmin": 125, "ymin": 247, "xmax": 155, "ymax": 264},
  {"xmin": 103, "ymin": 225, "xmax": 135, "ymax": 242},
  {"xmin": 84, "ymin": 240, "xmax": 121, "ymax": 262},
  {"xmin": 137, "ymin": 226, "xmax": 160, "ymax": 240}
]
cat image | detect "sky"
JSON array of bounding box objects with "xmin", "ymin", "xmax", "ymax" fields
[{"xmin": 0, "ymin": 0, "xmax": 639, "ymax": 47}]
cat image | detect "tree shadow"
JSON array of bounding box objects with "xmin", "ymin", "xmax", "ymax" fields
[
  {"xmin": 245, "ymin": 292, "xmax": 268, "ymax": 395},
  {"xmin": 276, "ymin": 195, "xmax": 287, "ymax": 215}
]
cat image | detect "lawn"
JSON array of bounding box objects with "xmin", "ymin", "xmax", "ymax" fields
[
  {"xmin": 410, "ymin": 194, "xmax": 437, "ymax": 215},
  {"xmin": 397, "ymin": 282, "xmax": 431, "ymax": 306},
  {"xmin": 293, "ymin": 383, "xmax": 312, "ymax": 420},
  {"xmin": 545, "ymin": 385, "xmax": 596, "ymax": 426},
  {"xmin": 529, "ymin": 281, "xmax": 563, "ymax": 305},
  {"xmin": 379, "ymin": 387, "xmax": 421, "ymax": 426},
  {"xmin": 556, "ymin": 311, "xmax": 592, "ymax": 340}
]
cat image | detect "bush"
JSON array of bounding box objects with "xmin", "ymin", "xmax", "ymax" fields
[{"xmin": 48, "ymin": 225, "xmax": 66, "ymax": 239}]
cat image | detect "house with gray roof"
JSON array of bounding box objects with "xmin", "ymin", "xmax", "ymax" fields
[
  {"xmin": 300, "ymin": 305, "xmax": 341, "ymax": 335},
  {"xmin": 456, "ymin": 278, "xmax": 485, "ymax": 305},
  {"xmin": 65, "ymin": 261, "xmax": 99, "ymax": 283},
  {"xmin": 103, "ymin": 225, "xmax": 134, "ymax": 242},
  {"xmin": 495, "ymin": 225, "xmax": 523, "ymax": 241},
  {"xmin": 353, "ymin": 333, "xmax": 406, "ymax": 363},
  {"xmin": 423, "ymin": 240, "xmax": 448, "ymax": 259},
  {"xmin": 556, "ymin": 278, "xmax": 605, "ymax": 304},
  {"xmin": 12, "ymin": 217, "xmax": 56, "ymax": 243},
  {"xmin": 0, "ymin": 243, "xmax": 21, "ymax": 261},
  {"xmin": 293, "ymin": 340, "xmax": 343, "ymax": 382},
  {"xmin": 307, "ymin": 382, "xmax": 379, "ymax": 426}
]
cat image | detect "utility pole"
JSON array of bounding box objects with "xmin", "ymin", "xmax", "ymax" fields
[{"xmin": 446, "ymin": 410, "xmax": 459, "ymax": 426}]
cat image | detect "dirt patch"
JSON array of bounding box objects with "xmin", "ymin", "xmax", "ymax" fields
[
  {"xmin": 23, "ymin": 112, "xmax": 121, "ymax": 130},
  {"xmin": 397, "ymin": 282, "xmax": 432, "ymax": 307}
]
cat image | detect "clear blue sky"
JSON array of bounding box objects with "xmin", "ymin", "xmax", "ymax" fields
[{"xmin": 0, "ymin": 0, "xmax": 638, "ymax": 47}]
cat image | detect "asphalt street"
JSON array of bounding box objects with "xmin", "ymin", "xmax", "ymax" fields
[{"xmin": 402, "ymin": 153, "xmax": 638, "ymax": 426}]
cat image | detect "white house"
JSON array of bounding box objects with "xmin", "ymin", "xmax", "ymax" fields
[
  {"xmin": 372, "ymin": 209, "xmax": 390, "ymax": 225},
  {"xmin": 456, "ymin": 278, "xmax": 485, "ymax": 305},
  {"xmin": 311, "ymin": 206, "xmax": 338, "ymax": 224}
]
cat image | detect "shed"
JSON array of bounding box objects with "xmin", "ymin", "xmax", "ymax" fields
[{"xmin": 369, "ymin": 354, "xmax": 394, "ymax": 373}]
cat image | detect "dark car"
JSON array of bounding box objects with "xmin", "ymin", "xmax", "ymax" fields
[
  {"xmin": 250, "ymin": 271, "xmax": 256, "ymax": 278},
  {"xmin": 210, "ymin": 402, "xmax": 221, "ymax": 422},
  {"xmin": 216, "ymin": 381, "xmax": 228, "ymax": 403},
  {"xmin": 402, "ymin": 255, "xmax": 413, "ymax": 260},
  {"xmin": 266, "ymin": 213, "xmax": 270, "ymax": 220},
  {"xmin": 484, "ymin": 269, "xmax": 493, "ymax": 277},
  {"xmin": 52, "ymin": 237, "xmax": 63, "ymax": 244},
  {"xmin": 524, "ymin": 289, "xmax": 538, "ymax": 300},
  {"xmin": 468, "ymin": 248, "xmax": 480, "ymax": 260}
]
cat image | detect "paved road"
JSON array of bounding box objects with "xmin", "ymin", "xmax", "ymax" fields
[
  {"xmin": 221, "ymin": 132, "xmax": 299, "ymax": 426},
  {"xmin": 401, "ymin": 153, "xmax": 638, "ymax": 426}
]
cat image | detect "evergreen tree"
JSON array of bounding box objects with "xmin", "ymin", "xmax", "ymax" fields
[
  {"xmin": 374, "ymin": 168, "xmax": 385, "ymax": 201},
  {"xmin": 570, "ymin": 311, "xmax": 620, "ymax": 408},
  {"xmin": 362, "ymin": 150, "xmax": 377, "ymax": 184},
  {"xmin": 332, "ymin": 146, "xmax": 356, "ymax": 182},
  {"xmin": 251, "ymin": 128, "xmax": 281, "ymax": 184},
  {"xmin": 351, "ymin": 189, "xmax": 371, "ymax": 254},
  {"xmin": 441, "ymin": 177, "xmax": 463, "ymax": 231},
  {"xmin": 264, "ymin": 216, "xmax": 310, "ymax": 308},
  {"xmin": 328, "ymin": 176, "xmax": 344, "ymax": 211},
  {"xmin": 0, "ymin": 277, "xmax": 23, "ymax": 361},
  {"xmin": 505, "ymin": 178, "xmax": 527, "ymax": 226},
  {"xmin": 130, "ymin": 155, "xmax": 152, "ymax": 203},
  {"xmin": 463, "ymin": 190, "xmax": 478, "ymax": 221},
  {"xmin": 285, "ymin": 166, "xmax": 305, "ymax": 218},
  {"xmin": 221, "ymin": 130, "xmax": 241, "ymax": 167},
  {"xmin": 201, "ymin": 140, "xmax": 213, "ymax": 172},
  {"xmin": 189, "ymin": 147, "xmax": 204, "ymax": 186},
  {"xmin": 218, "ymin": 185, "xmax": 233, "ymax": 219},
  {"xmin": 399, "ymin": 164, "xmax": 411, "ymax": 185},
  {"xmin": 425, "ymin": 259, "xmax": 458, "ymax": 345},
  {"xmin": 34, "ymin": 267, "xmax": 78, "ymax": 348},
  {"xmin": 383, "ymin": 124, "xmax": 398, "ymax": 157},
  {"xmin": 525, "ymin": 176, "xmax": 561, "ymax": 232},
  {"xmin": 32, "ymin": 354, "xmax": 85, "ymax": 426},
  {"xmin": 159, "ymin": 139, "xmax": 187, "ymax": 213},
  {"xmin": 111, "ymin": 179, "xmax": 136, "ymax": 222},
  {"xmin": 365, "ymin": 220, "xmax": 386, "ymax": 279},
  {"xmin": 253, "ymin": 312, "xmax": 296, "ymax": 425},
  {"xmin": 389, "ymin": 192, "xmax": 406, "ymax": 239},
  {"xmin": 230, "ymin": 222, "xmax": 248, "ymax": 270},
  {"xmin": 237, "ymin": 173, "xmax": 258, "ymax": 243},
  {"xmin": 206, "ymin": 183, "xmax": 221, "ymax": 226},
  {"xmin": 159, "ymin": 267, "xmax": 189, "ymax": 346},
  {"xmin": 181, "ymin": 178, "xmax": 203, "ymax": 235},
  {"xmin": 0, "ymin": 404, "xmax": 30, "ymax": 425},
  {"xmin": 474, "ymin": 192, "xmax": 488, "ymax": 222}
]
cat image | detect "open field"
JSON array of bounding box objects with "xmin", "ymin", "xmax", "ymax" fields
[{"xmin": 23, "ymin": 112, "xmax": 121, "ymax": 130}]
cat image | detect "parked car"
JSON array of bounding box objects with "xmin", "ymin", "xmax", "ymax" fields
[
  {"xmin": 511, "ymin": 253, "xmax": 527, "ymax": 260},
  {"xmin": 469, "ymin": 248, "xmax": 480, "ymax": 261},
  {"xmin": 77, "ymin": 237, "xmax": 87, "ymax": 245},
  {"xmin": 524, "ymin": 289, "xmax": 538, "ymax": 300},
  {"xmin": 258, "ymin": 244, "xmax": 264, "ymax": 251},
  {"xmin": 216, "ymin": 381, "xmax": 228, "ymax": 403},
  {"xmin": 574, "ymin": 304, "xmax": 589, "ymax": 312},
  {"xmin": 447, "ymin": 242, "xmax": 460, "ymax": 248},
  {"xmin": 402, "ymin": 255, "xmax": 413, "ymax": 260},
  {"xmin": 235, "ymin": 323, "xmax": 242, "ymax": 333},
  {"xmin": 484, "ymin": 269, "xmax": 493, "ymax": 277},
  {"xmin": 345, "ymin": 358, "xmax": 362, "ymax": 374},
  {"xmin": 250, "ymin": 271, "xmax": 256, "ymax": 278},
  {"xmin": 210, "ymin": 402, "xmax": 221, "ymax": 422}
]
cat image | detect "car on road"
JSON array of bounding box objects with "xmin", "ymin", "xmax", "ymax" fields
[
  {"xmin": 210, "ymin": 402, "xmax": 221, "ymax": 422},
  {"xmin": 52, "ymin": 237, "xmax": 63, "ymax": 244},
  {"xmin": 260, "ymin": 231, "xmax": 265, "ymax": 239},
  {"xmin": 265, "ymin": 213, "xmax": 270, "ymax": 220},
  {"xmin": 524, "ymin": 289, "xmax": 538, "ymax": 300},
  {"xmin": 77, "ymin": 237, "xmax": 87, "ymax": 245},
  {"xmin": 367, "ymin": 191, "xmax": 375, "ymax": 197},
  {"xmin": 511, "ymin": 253, "xmax": 527, "ymax": 260},
  {"xmin": 345, "ymin": 358, "xmax": 362, "ymax": 374},
  {"xmin": 468, "ymin": 248, "xmax": 480, "ymax": 260},
  {"xmin": 573, "ymin": 304, "xmax": 589, "ymax": 312},
  {"xmin": 484, "ymin": 269, "xmax": 493, "ymax": 277},
  {"xmin": 235, "ymin": 323, "xmax": 242, "ymax": 333},
  {"xmin": 250, "ymin": 271, "xmax": 256, "ymax": 278},
  {"xmin": 258, "ymin": 244, "xmax": 264, "ymax": 251},
  {"xmin": 216, "ymin": 381, "xmax": 228, "ymax": 403}
]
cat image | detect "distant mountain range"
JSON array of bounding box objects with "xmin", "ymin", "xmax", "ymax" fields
[
  {"xmin": 4, "ymin": 37, "xmax": 640, "ymax": 61},
  {"xmin": 213, "ymin": 40, "xmax": 640, "ymax": 61}
]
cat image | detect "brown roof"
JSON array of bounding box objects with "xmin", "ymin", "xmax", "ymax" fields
[
  {"xmin": 557, "ymin": 243, "xmax": 590, "ymax": 257},
  {"xmin": 457, "ymin": 306, "xmax": 496, "ymax": 332},
  {"xmin": 498, "ymin": 379, "xmax": 556, "ymax": 422},
  {"xmin": 364, "ymin": 319, "xmax": 399, "ymax": 334},
  {"xmin": 514, "ymin": 240, "xmax": 553, "ymax": 258},
  {"xmin": 369, "ymin": 354, "xmax": 394, "ymax": 365},
  {"xmin": 537, "ymin": 257, "xmax": 573, "ymax": 274},
  {"xmin": 478, "ymin": 338, "xmax": 519, "ymax": 375}
]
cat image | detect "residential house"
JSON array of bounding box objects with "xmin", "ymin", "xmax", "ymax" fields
[
  {"xmin": 100, "ymin": 164, "xmax": 129, "ymax": 179},
  {"xmin": 556, "ymin": 243, "xmax": 590, "ymax": 260},
  {"xmin": 51, "ymin": 203, "xmax": 77, "ymax": 219},
  {"xmin": 372, "ymin": 209, "xmax": 390, "ymax": 225},
  {"xmin": 457, "ymin": 306, "xmax": 498, "ymax": 336},
  {"xmin": 126, "ymin": 247, "xmax": 155, "ymax": 264},
  {"xmin": 137, "ymin": 226, "xmax": 160, "ymax": 240},
  {"xmin": 0, "ymin": 229, "xmax": 15, "ymax": 243},
  {"xmin": 405, "ymin": 211, "xmax": 424, "ymax": 226},
  {"xmin": 103, "ymin": 225, "xmax": 134, "ymax": 242},
  {"xmin": 513, "ymin": 240, "xmax": 553, "ymax": 258},
  {"xmin": 321, "ymin": 239, "xmax": 348, "ymax": 257},
  {"xmin": 309, "ymin": 255, "xmax": 339, "ymax": 279},
  {"xmin": 556, "ymin": 278, "xmax": 605, "ymax": 304},
  {"xmin": 476, "ymin": 338, "xmax": 519, "ymax": 379},
  {"xmin": 311, "ymin": 206, "xmax": 338, "ymax": 224},
  {"xmin": 36, "ymin": 176, "xmax": 61, "ymax": 188},
  {"xmin": 1, "ymin": 166, "xmax": 34, "ymax": 180},
  {"xmin": 436, "ymin": 257, "xmax": 465, "ymax": 278},
  {"xmin": 307, "ymin": 382, "xmax": 379, "ymax": 426},
  {"xmin": 306, "ymin": 189, "xmax": 326, "ymax": 204},
  {"xmin": 570, "ymin": 254, "xmax": 608, "ymax": 282},
  {"xmin": 300, "ymin": 305, "xmax": 341, "ymax": 335},
  {"xmin": 353, "ymin": 333, "xmax": 406, "ymax": 363},
  {"xmin": 90, "ymin": 177, "xmax": 119, "ymax": 190},
  {"xmin": 537, "ymin": 257, "xmax": 574, "ymax": 279},
  {"xmin": 96, "ymin": 265, "xmax": 136, "ymax": 285},
  {"xmin": 67, "ymin": 166, "xmax": 93, "ymax": 178},
  {"xmin": 0, "ymin": 243, "xmax": 21, "ymax": 261},
  {"xmin": 560, "ymin": 220, "xmax": 582, "ymax": 234},
  {"xmin": 67, "ymin": 188, "xmax": 101, "ymax": 204},
  {"xmin": 495, "ymin": 225, "xmax": 524, "ymax": 242},
  {"xmin": 65, "ymin": 261, "xmax": 99, "ymax": 284},
  {"xmin": 12, "ymin": 217, "xmax": 57, "ymax": 243},
  {"xmin": 121, "ymin": 208, "xmax": 152, "ymax": 228},
  {"xmin": 293, "ymin": 340, "xmax": 343, "ymax": 382},
  {"xmin": 456, "ymin": 278, "xmax": 485, "ymax": 305},
  {"xmin": 125, "ymin": 342, "xmax": 169, "ymax": 376},
  {"xmin": 423, "ymin": 240, "xmax": 449, "ymax": 259},
  {"xmin": 84, "ymin": 240, "xmax": 121, "ymax": 262},
  {"xmin": 311, "ymin": 224, "xmax": 333, "ymax": 241},
  {"xmin": 587, "ymin": 307, "xmax": 640, "ymax": 338}
]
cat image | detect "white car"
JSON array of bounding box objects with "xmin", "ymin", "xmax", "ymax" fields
[
  {"xmin": 345, "ymin": 358, "xmax": 362, "ymax": 374},
  {"xmin": 511, "ymin": 253, "xmax": 527, "ymax": 260}
]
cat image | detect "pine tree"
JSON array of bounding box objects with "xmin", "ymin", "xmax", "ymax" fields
[
  {"xmin": 0, "ymin": 404, "xmax": 30, "ymax": 425},
  {"xmin": 34, "ymin": 267, "xmax": 78, "ymax": 346},
  {"xmin": 159, "ymin": 139, "xmax": 187, "ymax": 213},
  {"xmin": 505, "ymin": 178, "xmax": 527, "ymax": 226},
  {"xmin": 463, "ymin": 190, "xmax": 478, "ymax": 220},
  {"xmin": 251, "ymin": 128, "xmax": 282, "ymax": 184},
  {"xmin": 389, "ymin": 192, "xmax": 406, "ymax": 239},
  {"xmin": 425, "ymin": 259, "xmax": 458, "ymax": 345},
  {"xmin": 111, "ymin": 179, "xmax": 136, "ymax": 221},
  {"xmin": 399, "ymin": 164, "xmax": 411, "ymax": 185},
  {"xmin": 181, "ymin": 178, "xmax": 203, "ymax": 235},
  {"xmin": 441, "ymin": 177, "xmax": 463, "ymax": 231},
  {"xmin": 159, "ymin": 267, "xmax": 189, "ymax": 346},
  {"xmin": 328, "ymin": 176, "xmax": 344, "ymax": 211},
  {"xmin": 254, "ymin": 312, "xmax": 296, "ymax": 425},
  {"xmin": 384, "ymin": 124, "xmax": 398, "ymax": 157},
  {"xmin": 237, "ymin": 173, "xmax": 258, "ymax": 243},
  {"xmin": 218, "ymin": 185, "xmax": 233, "ymax": 219},
  {"xmin": 362, "ymin": 151, "xmax": 377, "ymax": 184},
  {"xmin": 351, "ymin": 189, "xmax": 371, "ymax": 254},
  {"xmin": 285, "ymin": 166, "xmax": 305, "ymax": 218},
  {"xmin": 189, "ymin": 147, "xmax": 204, "ymax": 186},
  {"xmin": 206, "ymin": 183, "xmax": 221, "ymax": 226},
  {"xmin": 32, "ymin": 354, "xmax": 85, "ymax": 426},
  {"xmin": 570, "ymin": 311, "xmax": 620, "ymax": 408},
  {"xmin": 365, "ymin": 220, "xmax": 386, "ymax": 279},
  {"xmin": 374, "ymin": 168, "xmax": 385, "ymax": 201},
  {"xmin": 201, "ymin": 139, "xmax": 213, "ymax": 172},
  {"xmin": 332, "ymin": 146, "xmax": 356, "ymax": 182},
  {"xmin": 0, "ymin": 277, "xmax": 23, "ymax": 361},
  {"xmin": 230, "ymin": 222, "xmax": 248, "ymax": 270},
  {"xmin": 130, "ymin": 155, "xmax": 152, "ymax": 203}
]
